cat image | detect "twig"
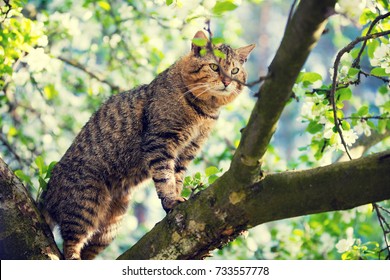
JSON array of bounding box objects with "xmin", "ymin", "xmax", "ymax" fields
[
  {"xmin": 353, "ymin": 12, "xmax": 390, "ymax": 68},
  {"xmin": 0, "ymin": 0, "xmax": 12, "ymax": 24},
  {"xmin": 329, "ymin": 30, "xmax": 390, "ymax": 160},
  {"xmin": 57, "ymin": 56, "xmax": 122, "ymax": 93},
  {"xmin": 0, "ymin": 133, "xmax": 29, "ymax": 166},
  {"xmin": 373, "ymin": 203, "xmax": 390, "ymax": 260},
  {"xmin": 343, "ymin": 115, "xmax": 390, "ymax": 120}
]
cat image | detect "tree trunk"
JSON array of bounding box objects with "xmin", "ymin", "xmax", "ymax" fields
[{"xmin": 0, "ymin": 157, "xmax": 62, "ymax": 259}]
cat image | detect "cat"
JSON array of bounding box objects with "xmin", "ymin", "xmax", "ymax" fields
[{"xmin": 39, "ymin": 30, "xmax": 255, "ymax": 260}]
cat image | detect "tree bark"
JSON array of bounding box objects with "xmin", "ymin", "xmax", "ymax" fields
[
  {"xmin": 230, "ymin": 0, "xmax": 337, "ymax": 184},
  {"xmin": 0, "ymin": 157, "xmax": 62, "ymax": 259},
  {"xmin": 117, "ymin": 151, "xmax": 390, "ymax": 259}
]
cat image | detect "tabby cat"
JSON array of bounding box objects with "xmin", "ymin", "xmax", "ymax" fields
[{"xmin": 39, "ymin": 30, "xmax": 255, "ymax": 260}]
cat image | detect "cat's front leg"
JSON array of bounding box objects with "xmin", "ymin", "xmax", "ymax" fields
[{"xmin": 148, "ymin": 154, "xmax": 186, "ymax": 212}]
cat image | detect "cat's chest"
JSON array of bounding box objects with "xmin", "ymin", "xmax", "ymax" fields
[{"xmin": 186, "ymin": 118, "xmax": 216, "ymax": 142}]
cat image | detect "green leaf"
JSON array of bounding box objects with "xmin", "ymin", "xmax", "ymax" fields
[
  {"xmin": 166, "ymin": 0, "xmax": 174, "ymax": 5},
  {"xmin": 212, "ymin": 1, "xmax": 238, "ymax": 15},
  {"xmin": 181, "ymin": 187, "xmax": 192, "ymax": 198},
  {"xmin": 367, "ymin": 39, "xmax": 379, "ymax": 59},
  {"xmin": 183, "ymin": 176, "xmax": 193, "ymax": 187},
  {"xmin": 378, "ymin": 119, "xmax": 387, "ymax": 133},
  {"xmin": 357, "ymin": 105, "xmax": 369, "ymax": 116},
  {"xmin": 43, "ymin": 84, "xmax": 58, "ymax": 100},
  {"xmin": 211, "ymin": 37, "xmax": 224, "ymax": 45},
  {"xmin": 213, "ymin": 49, "xmax": 226, "ymax": 59},
  {"xmin": 382, "ymin": 101, "xmax": 390, "ymax": 112},
  {"xmin": 336, "ymin": 87, "xmax": 352, "ymax": 101},
  {"xmin": 97, "ymin": 1, "xmax": 111, "ymax": 11},
  {"xmin": 208, "ymin": 175, "xmax": 219, "ymax": 184},
  {"xmin": 194, "ymin": 172, "xmax": 202, "ymax": 182},
  {"xmin": 15, "ymin": 170, "xmax": 32, "ymax": 185},
  {"xmin": 38, "ymin": 176, "xmax": 47, "ymax": 192},
  {"xmin": 45, "ymin": 161, "xmax": 57, "ymax": 179},
  {"xmin": 306, "ymin": 121, "xmax": 323, "ymax": 134},
  {"xmin": 379, "ymin": 85, "xmax": 389, "ymax": 95},
  {"xmin": 348, "ymin": 67, "xmax": 360, "ymax": 77},
  {"xmin": 297, "ymin": 72, "xmax": 322, "ymax": 84},
  {"xmin": 371, "ymin": 67, "xmax": 388, "ymax": 77},
  {"xmin": 192, "ymin": 38, "xmax": 207, "ymax": 47},
  {"xmin": 7, "ymin": 126, "xmax": 18, "ymax": 137},
  {"xmin": 341, "ymin": 120, "xmax": 351, "ymax": 131},
  {"xmin": 336, "ymin": 101, "xmax": 344, "ymax": 109},
  {"xmin": 205, "ymin": 166, "xmax": 220, "ymax": 177},
  {"xmin": 35, "ymin": 156, "xmax": 46, "ymax": 175}
]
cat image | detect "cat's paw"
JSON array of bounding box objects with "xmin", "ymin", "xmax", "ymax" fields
[{"xmin": 162, "ymin": 196, "xmax": 187, "ymax": 213}]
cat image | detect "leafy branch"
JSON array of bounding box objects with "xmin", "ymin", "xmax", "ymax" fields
[
  {"xmin": 329, "ymin": 29, "xmax": 390, "ymax": 160},
  {"xmin": 353, "ymin": 11, "xmax": 390, "ymax": 68},
  {"xmin": 0, "ymin": 0, "xmax": 12, "ymax": 24}
]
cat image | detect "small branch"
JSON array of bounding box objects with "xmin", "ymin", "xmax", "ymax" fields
[
  {"xmin": 0, "ymin": 133, "xmax": 27, "ymax": 166},
  {"xmin": 373, "ymin": 203, "xmax": 390, "ymax": 260},
  {"xmin": 353, "ymin": 12, "xmax": 390, "ymax": 68},
  {"xmin": 343, "ymin": 115, "xmax": 390, "ymax": 120},
  {"xmin": 0, "ymin": 0, "xmax": 12, "ymax": 24},
  {"xmin": 57, "ymin": 56, "xmax": 122, "ymax": 93},
  {"xmin": 329, "ymin": 30, "xmax": 390, "ymax": 160}
]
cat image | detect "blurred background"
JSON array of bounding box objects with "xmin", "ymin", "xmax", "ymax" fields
[{"xmin": 1, "ymin": 0, "xmax": 389, "ymax": 259}]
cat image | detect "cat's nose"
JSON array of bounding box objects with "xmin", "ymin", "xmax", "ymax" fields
[{"xmin": 222, "ymin": 78, "xmax": 231, "ymax": 87}]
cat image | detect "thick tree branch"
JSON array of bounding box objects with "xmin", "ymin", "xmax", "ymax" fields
[
  {"xmin": 0, "ymin": 157, "xmax": 61, "ymax": 259},
  {"xmin": 118, "ymin": 151, "xmax": 390, "ymax": 259},
  {"xmin": 230, "ymin": 0, "xmax": 337, "ymax": 184}
]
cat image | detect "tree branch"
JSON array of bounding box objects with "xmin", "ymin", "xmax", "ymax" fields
[
  {"xmin": 118, "ymin": 151, "xmax": 390, "ymax": 259},
  {"xmin": 230, "ymin": 0, "xmax": 337, "ymax": 183},
  {"xmin": 57, "ymin": 56, "xmax": 123, "ymax": 93}
]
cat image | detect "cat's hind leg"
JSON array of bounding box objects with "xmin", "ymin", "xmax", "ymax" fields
[
  {"xmin": 80, "ymin": 194, "xmax": 130, "ymax": 260},
  {"xmin": 59, "ymin": 183, "xmax": 111, "ymax": 260}
]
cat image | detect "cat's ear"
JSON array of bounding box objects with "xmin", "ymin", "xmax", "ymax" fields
[
  {"xmin": 191, "ymin": 30, "xmax": 209, "ymax": 57},
  {"xmin": 236, "ymin": 44, "xmax": 256, "ymax": 64}
]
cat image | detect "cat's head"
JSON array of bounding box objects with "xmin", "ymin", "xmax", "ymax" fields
[{"xmin": 181, "ymin": 30, "xmax": 255, "ymax": 105}]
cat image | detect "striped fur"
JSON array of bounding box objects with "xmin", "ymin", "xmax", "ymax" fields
[{"xmin": 39, "ymin": 31, "xmax": 255, "ymax": 259}]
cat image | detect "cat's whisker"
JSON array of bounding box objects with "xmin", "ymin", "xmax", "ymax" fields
[
  {"xmin": 177, "ymin": 82, "xmax": 209, "ymax": 91},
  {"xmin": 178, "ymin": 84, "xmax": 210, "ymax": 101}
]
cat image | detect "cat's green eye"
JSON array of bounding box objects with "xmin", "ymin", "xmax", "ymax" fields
[
  {"xmin": 209, "ymin": 63, "xmax": 219, "ymax": 72},
  {"xmin": 231, "ymin": 67, "xmax": 240, "ymax": 74}
]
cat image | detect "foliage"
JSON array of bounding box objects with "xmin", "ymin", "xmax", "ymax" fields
[{"xmin": 0, "ymin": 0, "xmax": 389, "ymax": 259}]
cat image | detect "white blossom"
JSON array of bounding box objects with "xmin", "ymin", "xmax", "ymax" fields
[
  {"xmin": 335, "ymin": 0, "xmax": 366, "ymax": 21},
  {"xmin": 330, "ymin": 53, "xmax": 354, "ymax": 83},
  {"xmin": 21, "ymin": 48, "xmax": 51, "ymax": 72},
  {"xmin": 335, "ymin": 238, "xmax": 355, "ymax": 253},
  {"xmin": 325, "ymin": 125, "xmax": 358, "ymax": 152},
  {"xmin": 354, "ymin": 120, "xmax": 371, "ymax": 136},
  {"xmin": 371, "ymin": 43, "xmax": 390, "ymax": 74}
]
